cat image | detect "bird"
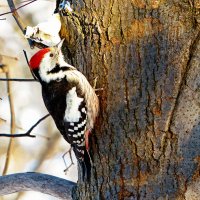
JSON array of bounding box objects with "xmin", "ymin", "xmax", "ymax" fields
[{"xmin": 29, "ymin": 39, "xmax": 99, "ymax": 180}]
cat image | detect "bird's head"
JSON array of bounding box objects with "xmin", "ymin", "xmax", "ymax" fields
[{"xmin": 29, "ymin": 39, "xmax": 65, "ymax": 72}]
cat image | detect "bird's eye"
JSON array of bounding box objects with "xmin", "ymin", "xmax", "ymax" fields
[{"xmin": 49, "ymin": 53, "xmax": 54, "ymax": 57}]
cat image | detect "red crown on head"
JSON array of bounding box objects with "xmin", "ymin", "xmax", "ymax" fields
[{"xmin": 29, "ymin": 48, "xmax": 51, "ymax": 70}]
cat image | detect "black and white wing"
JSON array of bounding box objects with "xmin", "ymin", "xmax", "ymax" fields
[{"xmin": 63, "ymin": 86, "xmax": 87, "ymax": 161}]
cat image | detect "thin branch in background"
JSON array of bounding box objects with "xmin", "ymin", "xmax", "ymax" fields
[
  {"xmin": 63, "ymin": 147, "xmax": 75, "ymax": 173},
  {"xmin": 2, "ymin": 69, "xmax": 16, "ymax": 175},
  {"xmin": 1, "ymin": 0, "xmax": 46, "ymax": 49},
  {"xmin": 6, "ymin": 0, "xmax": 35, "ymax": 48},
  {"xmin": 0, "ymin": 114, "xmax": 50, "ymax": 138},
  {"xmin": 23, "ymin": 50, "xmax": 37, "ymax": 80},
  {"xmin": 0, "ymin": 133, "xmax": 36, "ymax": 138},
  {"xmin": 0, "ymin": 117, "xmax": 7, "ymax": 124},
  {"xmin": 0, "ymin": 64, "xmax": 6, "ymax": 68},
  {"xmin": 0, "ymin": 54, "xmax": 18, "ymax": 60},
  {"xmin": 20, "ymin": 0, "xmax": 38, "ymax": 4},
  {"xmin": 0, "ymin": 0, "xmax": 37, "ymax": 17},
  {"xmin": 23, "ymin": 50, "xmax": 30, "ymax": 67},
  {"xmin": 1, "ymin": 0, "xmax": 43, "ymax": 49},
  {"xmin": 20, "ymin": 0, "xmax": 53, "ymax": 3},
  {"xmin": 24, "ymin": 114, "xmax": 50, "ymax": 135},
  {"xmin": 0, "ymin": 78, "xmax": 37, "ymax": 82}
]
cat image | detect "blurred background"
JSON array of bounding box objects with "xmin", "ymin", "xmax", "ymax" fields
[{"xmin": 0, "ymin": 1, "xmax": 78, "ymax": 199}]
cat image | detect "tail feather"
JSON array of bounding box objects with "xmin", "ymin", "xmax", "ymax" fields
[{"xmin": 73, "ymin": 146, "xmax": 92, "ymax": 181}]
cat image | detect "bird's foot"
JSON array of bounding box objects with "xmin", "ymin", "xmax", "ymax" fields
[
  {"xmin": 93, "ymin": 77, "xmax": 103, "ymax": 92},
  {"xmin": 62, "ymin": 147, "xmax": 75, "ymax": 174}
]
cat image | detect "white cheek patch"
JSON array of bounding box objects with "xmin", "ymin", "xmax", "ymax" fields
[
  {"xmin": 64, "ymin": 87, "xmax": 84, "ymax": 122},
  {"xmin": 38, "ymin": 54, "xmax": 65, "ymax": 83},
  {"xmin": 38, "ymin": 54, "xmax": 75, "ymax": 83}
]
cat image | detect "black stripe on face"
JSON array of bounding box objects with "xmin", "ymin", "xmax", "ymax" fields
[{"xmin": 47, "ymin": 64, "xmax": 72, "ymax": 74}]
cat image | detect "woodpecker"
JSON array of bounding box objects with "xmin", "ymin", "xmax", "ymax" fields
[{"xmin": 29, "ymin": 39, "xmax": 99, "ymax": 179}]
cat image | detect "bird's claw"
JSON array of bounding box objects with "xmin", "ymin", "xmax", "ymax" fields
[
  {"xmin": 62, "ymin": 147, "xmax": 75, "ymax": 174},
  {"xmin": 93, "ymin": 77, "xmax": 103, "ymax": 92}
]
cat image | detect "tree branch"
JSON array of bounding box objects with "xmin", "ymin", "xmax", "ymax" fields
[
  {"xmin": 0, "ymin": 133, "xmax": 36, "ymax": 138},
  {"xmin": 23, "ymin": 113, "xmax": 50, "ymax": 135},
  {"xmin": 0, "ymin": 114, "xmax": 50, "ymax": 138},
  {"xmin": 6, "ymin": 0, "xmax": 35, "ymax": 48},
  {"xmin": 0, "ymin": 54, "xmax": 18, "ymax": 60},
  {"xmin": 0, "ymin": 172, "xmax": 76, "ymax": 199},
  {"xmin": 23, "ymin": 50, "xmax": 38, "ymax": 80},
  {"xmin": 2, "ymin": 0, "xmax": 44, "ymax": 48},
  {"xmin": 2, "ymin": 70, "xmax": 16, "ymax": 175},
  {"xmin": 0, "ymin": 78, "xmax": 38, "ymax": 82},
  {"xmin": 0, "ymin": 0, "xmax": 37, "ymax": 18},
  {"xmin": 6, "ymin": 0, "xmax": 25, "ymax": 31}
]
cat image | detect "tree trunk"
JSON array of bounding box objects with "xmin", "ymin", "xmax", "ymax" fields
[{"xmin": 58, "ymin": 0, "xmax": 200, "ymax": 199}]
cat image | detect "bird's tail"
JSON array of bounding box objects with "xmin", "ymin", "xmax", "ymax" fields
[
  {"xmin": 73, "ymin": 147, "xmax": 92, "ymax": 181},
  {"xmin": 80, "ymin": 149, "xmax": 92, "ymax": 181}
]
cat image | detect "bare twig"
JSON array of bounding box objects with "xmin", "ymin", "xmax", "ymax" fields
[
  {"xmin": 0, "ymin": 172, "xmax": 76, "ymax": 199},
  {"xmin": 24, "ymin": 114, "xmax": 50, "ymax": 135},
  {"xmin": 0, "ymin": 133, "xmax": 36, "ymax": 138},
  {"xmin": 20, "ymin": 0, "xmax": 53, "ymax": 3},
  {"xmin": 0, "ymin": 0, "xmax": 37, "ymax": 18},
  {"xmin": 0, "ymin": 114, "xmax": 50, "ymax": 138},
  {"xmin": 23, "ymin": 50, "xmax": 30, "ymax": 67},
  {"xmin": 6, "ymin": 0, "xmax": 35, "ymax": 48},
  {"xmin": 63, "ymin": 147, "xmax": 75, "ymax": 173},
  {"xmin": 1, "ymin": 0, "xmax": 49, "ymax": 49},
  {"xmin": 0, "ymin": 78, "xmax": 38, "ymax": 82},
  {"xmin": 0, "ymin": 118, "xmax": 7, "ymax": 124},
  {"xmin": 23, "ymin": 50, "xmax": 38, "ymax": 80},
  {"xmin": 0, "ymin": 64, "xmax": 6, "ymax": 68},
  {"xmin": 0, "ymin": 54, "xmax": 18, "ymax": 60},
  {"xmin": 2, "ymin": 70, "xmax": 16, "ymax": 175}
]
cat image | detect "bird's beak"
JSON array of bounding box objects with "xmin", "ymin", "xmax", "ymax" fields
[{"xmin": 56, "ymin": 38, "xmax": 65, "ymax": 53}]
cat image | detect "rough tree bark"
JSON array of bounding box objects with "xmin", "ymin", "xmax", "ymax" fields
[{"xmin": 58, "ymin": 0, "xmax": 200, "ymax": 199}]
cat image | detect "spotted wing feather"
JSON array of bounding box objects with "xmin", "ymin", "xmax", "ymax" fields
[{"xmin": 64, "ymin": 87, "xmax": 87, "ymax": 161}]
